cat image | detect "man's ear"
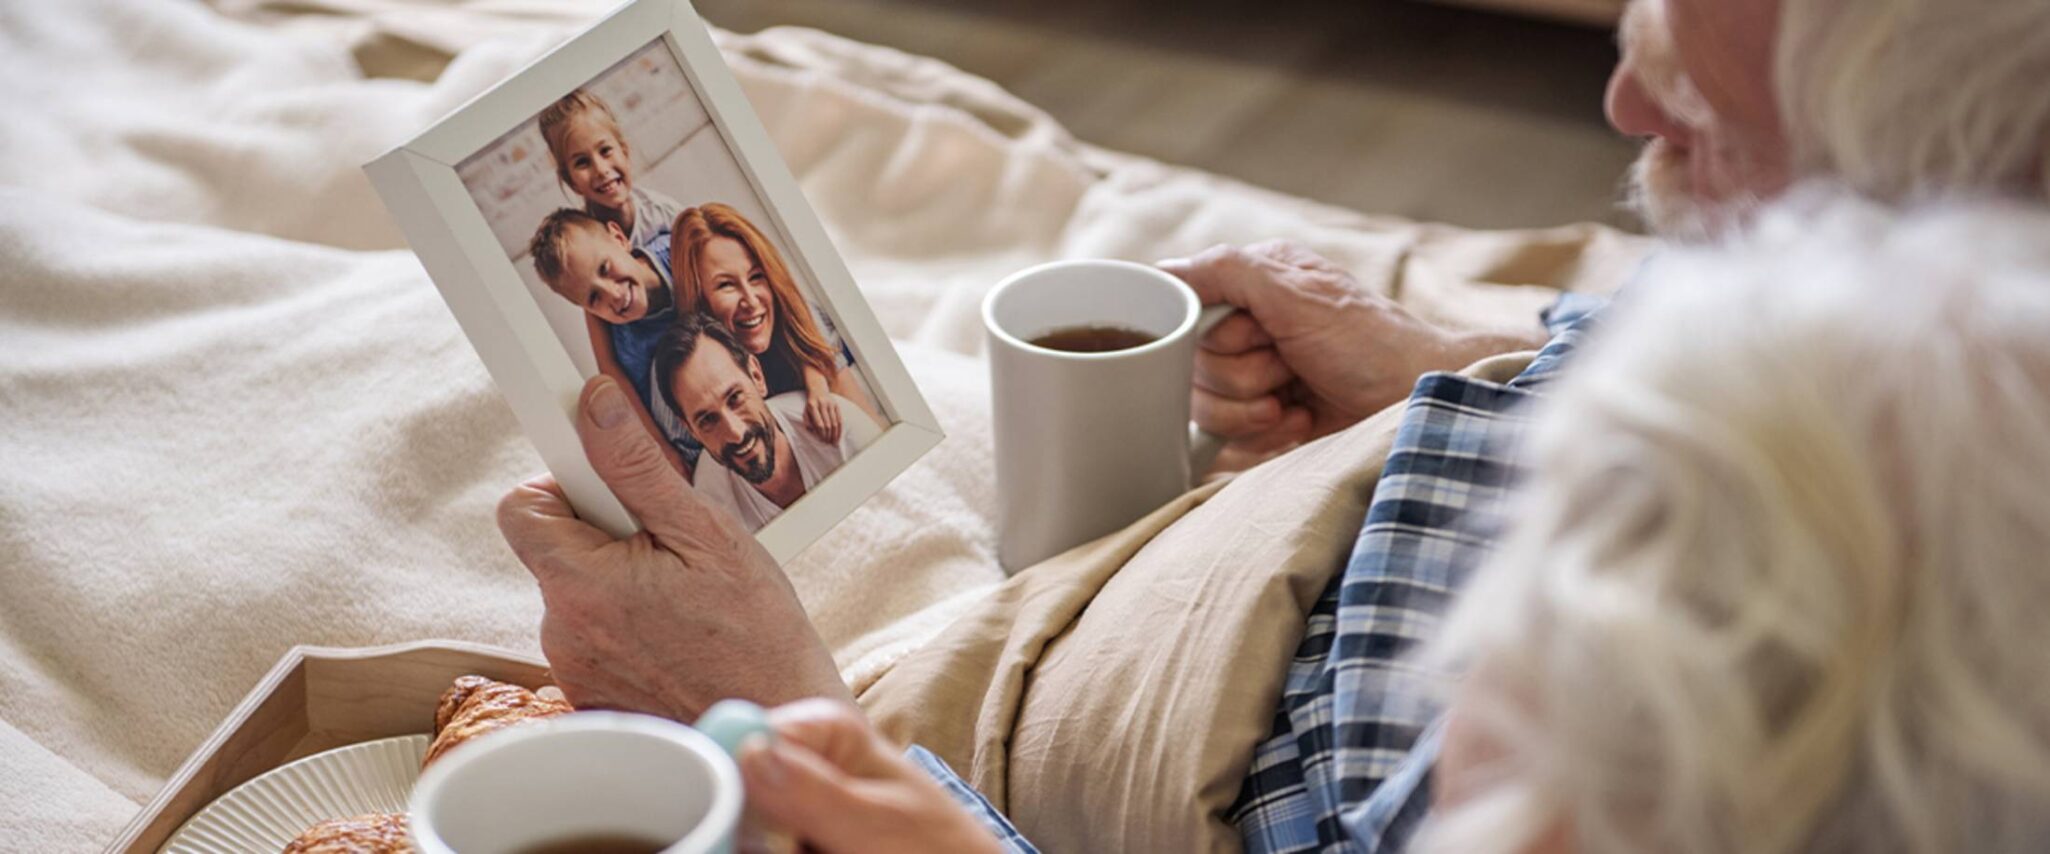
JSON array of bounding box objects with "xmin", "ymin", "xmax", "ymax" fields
[
  {"xmin": 606, "ymin": 221, "xmax": 629, "ymax": 245},
  {"xmin": 745, "ymin": 354, "xmax": 769, "ymax": 396}
]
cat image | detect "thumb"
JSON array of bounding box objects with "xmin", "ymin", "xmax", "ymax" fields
[
  {"xmin": 739, "ymin": 739, "xmax": 891, "ymax": 851},
  {"xmin": 575, "ymin": 375, "xmax": 725, "ymax": 548},
  {"xmin": 497, "ymin": 474, "xmax": 611, "ymax": 585}
]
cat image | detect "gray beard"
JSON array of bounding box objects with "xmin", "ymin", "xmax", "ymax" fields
[{"xmin": 1625, "ymin": 144, "xmax": 1768, "ymax": 243}]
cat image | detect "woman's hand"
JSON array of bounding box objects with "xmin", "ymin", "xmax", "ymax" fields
[
  {"xmin": 1160, "ymin": 241, "xmax": 1544, "ymax": 469},
  {"xmin": 800, "ymin": 366, "xmax": 843, "ymax": 443},
  {"xmin": 496, "ymin": 376, "xmax": 851, "ymax": 720},
  {"xmin": 740, "ymin": 700, "xmax": 1006, "ymax": 854}
]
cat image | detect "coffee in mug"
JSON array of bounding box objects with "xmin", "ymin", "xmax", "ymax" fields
[
  {"xmin": 1028, "ymin": 324, "xmax": 1159, "ymax": 353},
  {"xmin": 515, "ymin": 835, "xmax": 668, "ymax": 854}
]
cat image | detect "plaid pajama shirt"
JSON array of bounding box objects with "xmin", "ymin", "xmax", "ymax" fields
[
  {"xmin": 1229, "ymin": 294, "xmax": 1606, "ymax": 853},
  {"xmin": 915, "ymin": 295, "xmax": 1608, "ymax": 854}
]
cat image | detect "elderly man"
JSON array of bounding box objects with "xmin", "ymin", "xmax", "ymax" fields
[
  {"xmin": 654, "ymin": 312, "xmax": 881, "ymax": 532},
  {"xmin": 496, "ymin": 0, "xmax": 2050, "ymax": 850}
]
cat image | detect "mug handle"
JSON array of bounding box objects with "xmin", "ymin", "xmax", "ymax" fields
[
  {"xmin": 695, "ymin": 699, "xmax": 773, "ymax": 757},
  {"xmin": 1189, "ymin": 304, "xmax": 1238, "ymax": 478},
  {"xmin": 695, "ymin": 700, "xmax": 792, "ymax": 854}
]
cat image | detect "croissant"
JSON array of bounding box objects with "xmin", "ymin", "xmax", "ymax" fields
[
  {"xmin": 422, "ymin": 674, "xmax": 574, "ymax": 766},
  {"xmin": 282, "ymin": 813, "xmax": 414, "ymax": 853}
]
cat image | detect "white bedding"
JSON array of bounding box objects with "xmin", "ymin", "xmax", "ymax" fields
[{"xmin": 0, "ymin": 0, "xmax": 1638, "ymax": 847}]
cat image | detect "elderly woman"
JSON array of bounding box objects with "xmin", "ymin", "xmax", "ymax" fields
[{"xmin": 1423, "ymin": 198, "xmax": 2050, "ymax": 853}]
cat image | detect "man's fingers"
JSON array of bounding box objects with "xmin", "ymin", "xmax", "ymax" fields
[
  {"xmin": 1245, "ymin": 238, "xmax": 1343, "ymax": 274},
  {"xmin": 1159, "ymin": 245, "xmax": 1286, "ymax": 315},
  {"xmin": 1192, "ymin": 388, "xmax": 1284, "ymax": 438},
  {"xmin": 1198, "ymin": 312, "xmax": 1274, "ymax": 354},
  {"xmin": 1195, "ymin": 347, "xmax": 1294, "ymax": 399},
  {"xmin": 575, "ymin": 375, "xmax": 722, "ymax": 549},
  {"xmin": 740, "ymin": 740, "xmax": 892, "ymax": 850},
  {"xmin": 497, "ymin": 475, "xmax": 611, "ymax": 580},
  {"xmin": 1228, "ymin": 406, "xmax": 1316, "ymax": 455}
]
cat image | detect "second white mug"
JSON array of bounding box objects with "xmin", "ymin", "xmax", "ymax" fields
[
  {"xmin": 408, "ymin": 705, "xmax": 771, "ymax": 854},
  {"xmin": 984, "ymin": 259, "xmax": 1227, "ymax": 573}
]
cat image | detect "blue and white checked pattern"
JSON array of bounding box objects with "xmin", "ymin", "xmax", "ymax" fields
[
  {"xmin": 1230, "ymin": 294, "xmax": 1607, "ymax": 853},
  {"xmin": 909, "ymin": 294, "xmax": 1608, "ymax": 853}
]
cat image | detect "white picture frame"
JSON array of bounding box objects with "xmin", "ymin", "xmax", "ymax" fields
[{"xmin": 364, "ymin": 0, "xmax": 941, "ymax": 564}]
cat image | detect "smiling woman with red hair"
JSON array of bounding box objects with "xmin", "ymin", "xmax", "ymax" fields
[{"xmin": 669, "ymin": 203, "xmax": 879, "ymax": 443}]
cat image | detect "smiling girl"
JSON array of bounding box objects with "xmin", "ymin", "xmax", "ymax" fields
[
  {"xmin": 537, "ymin": 89, "xmax": 682, "ymax": 255},
  {"xmin": 670, "ymin": 203, "xmax": 881, "ymax": 442}
]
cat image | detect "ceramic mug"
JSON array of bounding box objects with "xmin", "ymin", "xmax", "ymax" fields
[
  {"xmin": 984, "ymin": 259, "xmax": 1231, "ymax": 572},
  {"xmin": 409, "ymin": 702, "xmax": 770, "ymax": 854}
]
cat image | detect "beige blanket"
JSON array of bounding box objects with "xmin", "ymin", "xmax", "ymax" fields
[{"xmin": 0, "ymin": 0, "xmax": 1643, "ymax": 848}]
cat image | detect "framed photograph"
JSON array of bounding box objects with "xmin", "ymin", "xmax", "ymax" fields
[{"xmin": 365, "ymin": 0, "xmax": 941, "ymax": 563}]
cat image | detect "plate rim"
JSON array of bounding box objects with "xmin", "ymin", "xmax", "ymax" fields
[{"xmin": 159, "ymin": 732, "xmax": 431, "ymax": 854}]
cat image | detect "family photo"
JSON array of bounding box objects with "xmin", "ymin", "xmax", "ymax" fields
[{"xmin": 455, "ymin": 37, "xmax": 888, "ymax": 533}]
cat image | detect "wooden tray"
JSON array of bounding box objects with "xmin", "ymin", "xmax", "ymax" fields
[{"xmin": 108, "ymin": 640, "xmax": 552, "ymax": 854}]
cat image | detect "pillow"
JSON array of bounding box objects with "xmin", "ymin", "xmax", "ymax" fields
[{"xmin": 862, "ymin": 350, "xmax": 1539, "ymax": 852}]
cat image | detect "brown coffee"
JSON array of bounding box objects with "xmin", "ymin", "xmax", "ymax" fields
[
  {"xmin": 514, "ymin": 835, "xmax": 669, "ymax": 854},
  {"xmin": 1029, "ymin": 324, "xmax": 1157, "ymax": 353}
]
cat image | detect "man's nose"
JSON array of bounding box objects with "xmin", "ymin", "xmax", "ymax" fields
[
  {"xmin": 714, "ymin": 411, "xmax": 745, "ymax": 444},
  {"xmin": 1605, "ymin": 64, "xmax": 1688, "ymax": 143}
]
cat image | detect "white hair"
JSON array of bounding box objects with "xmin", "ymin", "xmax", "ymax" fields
[
  {"xmin": 1776, "ymin": 0, "xmax": 2050, "ymax": 204},
  {"xmin": 1418, "ymin": 193, "xmax": 2050, "ymax": 854}
]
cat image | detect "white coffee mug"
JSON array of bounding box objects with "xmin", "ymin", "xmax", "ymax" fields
[
  {"xmin": 984, "ymin": 259, "xmax": 1231, "ymax": 573},
  {"xmin": 409, "ymin": 706, "xmax": 768, "ymax": 854}
]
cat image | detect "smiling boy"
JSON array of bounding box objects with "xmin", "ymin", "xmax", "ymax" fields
[
  {"xmin": 537, "ymin": 89, "xmax": 682, "ymax": 254},
  {"xmin": 530, "ymin": 207, "xmax": 700, "ymax": 474}
]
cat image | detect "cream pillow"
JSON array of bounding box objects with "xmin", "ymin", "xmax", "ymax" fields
[{"xmin": 865, "ymin": 351, "xmax": 1539, "ymax": 851}]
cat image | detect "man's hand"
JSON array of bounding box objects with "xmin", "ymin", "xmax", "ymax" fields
[
  {"xmin": 1161, "ymin": 241, "xmax": 1543, "ymax": 468},
  {"xmin": 496, "ymin": 375, "xmax": 851, "ymax": 720},
  {"xmin": 739, "ymin": 700, "xmax": 1005, "ymax": 854}
]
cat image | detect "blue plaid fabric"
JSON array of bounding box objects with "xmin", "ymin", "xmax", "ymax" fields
[
  {"xmin": 908, "ymin": 746, "xmax": 1041, "ymax": 853},
  {"xmin": 1230, "ymin": 294, "xmax": 1607, "ymax": 853},
  {"xmin": 909, "ymin": 294, "xmax": 1607, "ymax": 853}
]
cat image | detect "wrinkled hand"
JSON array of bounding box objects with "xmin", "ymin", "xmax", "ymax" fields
[
  {"xmin": 496, "ymin": 376, "xmax": 851, "ymax": 721},
  {"xmin": 739, "ymin": 700, "xmax": 1004, "ymax": 854},
  {"xmin": 803, "ymin": 390, "xmax": 843, "ymax": 444},
  {"xmin": 1161, "ymin": 241, "xmax": 1538, "ymax": 469}
]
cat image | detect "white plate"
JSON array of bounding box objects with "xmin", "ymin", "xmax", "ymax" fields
[{"xmin": 160, "ymin": 734, "xmax": 429, "ymax": 853}]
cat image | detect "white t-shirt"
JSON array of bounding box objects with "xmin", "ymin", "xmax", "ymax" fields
[
  {"xmin": 616, "ymin": 185, "xmax": 684, "ymax": 256},
  {"xmin": 690, "ymin": 391, "xmax": 884, "ymax": 532}
]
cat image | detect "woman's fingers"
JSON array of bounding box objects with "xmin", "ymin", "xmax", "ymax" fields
[
  {"xmin": 808, "ymin": 397, "xmax": 842, "ymax": 443},
  {"xmin": 739, "ymin": 740, "xmax": 889, "ymax": 852},
  {"xmin": 765, "ymin": 699, "xmax": 897, "ymax": 777}
]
